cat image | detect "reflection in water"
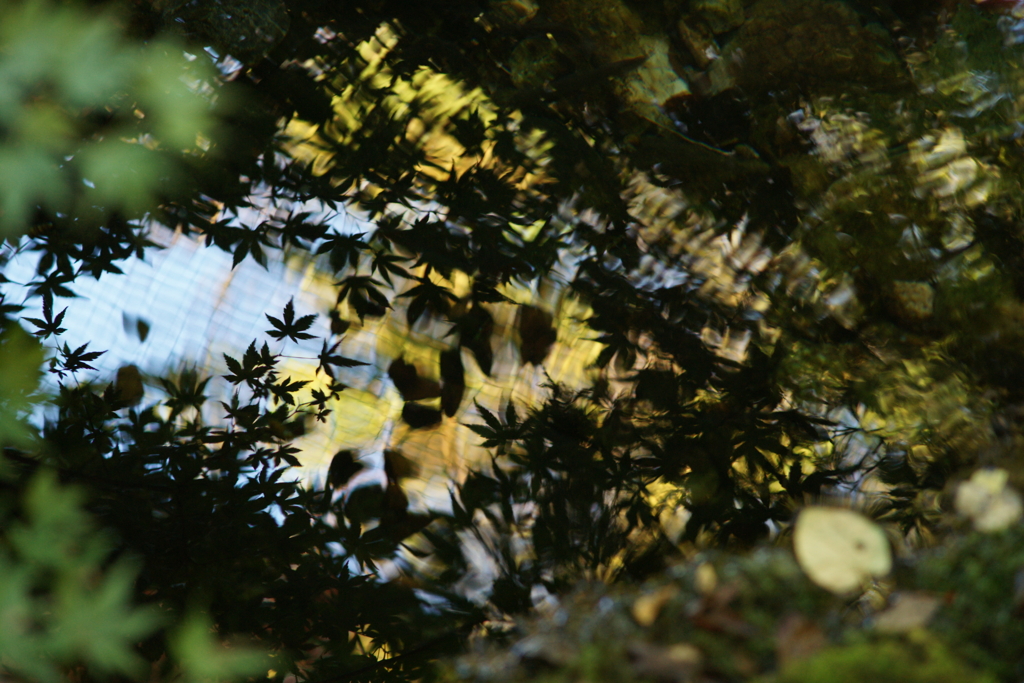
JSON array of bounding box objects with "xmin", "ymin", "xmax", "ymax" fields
[{"xmin": 13, "ymin": 0, "xmax": 1024, "ymax": 572}]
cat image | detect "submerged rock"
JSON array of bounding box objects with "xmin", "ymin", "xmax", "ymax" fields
[
  {"xmin": 677, "ymin": 16, "xmax": 721, "ymax": 69},
  {"xmin": 691, "ymin": 0, "xmax": 745, "ymax": 35},
  {"xmin": 488, "ymin": 0, "xmax": 539, "ymax": 25},
  {"xmin": 508, "ymin": 35, "xmax": 570, "ymax": 90},
  {"xmin": 726, "ymin": 0, "xmax": 906, "ymax": 97},
  {"xmin": 161, "ymin": 0, "xmax": 289, "ymax": 64},
  {"xmin": 540, "ymin": 0, "xmax": 690, "ymax": 121},
  {"xmin": 890, "ymin": 280, "xmax": 935, "ymax": 323}
]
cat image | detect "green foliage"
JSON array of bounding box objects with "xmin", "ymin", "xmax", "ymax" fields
[
  {"xmin": 0, "ymin": 466, "xmax": 271, "ymax": 683},
  {"xmin": 0, "ymin": 325, "xmax": 43, "ymax": 446},
  {"xmin": 170, "ymin": 612, "xmax": 268, "ymax": 683},
  {"xmin": 0, "ymin": 0, "xmax": 216, "ymax": 237},
  {"xmin": 0, "ymin": 472, "xmax": 159, "ymax": 682}
]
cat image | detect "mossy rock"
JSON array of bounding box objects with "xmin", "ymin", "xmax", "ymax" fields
[
  {"xmin": 444, "ymin": 533, "xmax": 1021, "ymax": 683},
  {"xmin": 447, "ymin": 549, "xmax": 840, "ymax": 683}
]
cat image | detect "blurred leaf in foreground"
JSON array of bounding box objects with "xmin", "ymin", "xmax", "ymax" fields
[{"xmin": 0, "ymin": 472, "xmax": 161, "ymax": 683}]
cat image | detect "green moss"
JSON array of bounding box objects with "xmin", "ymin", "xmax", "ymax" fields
[
  {"xmin": 770, "ymin": 637, "xmax": 996, "ymax": 683},
  {"xmin": 914, "ymin": 526, "xmax": 1024, "ymax": 678}
]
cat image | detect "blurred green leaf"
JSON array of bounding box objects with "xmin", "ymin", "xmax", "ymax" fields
[
  {"xmin": 171, "ymin": 612, "xmax": 268, "ymax": 683},
  {"xmin": 1, "ymin": 473, "xmax": 160, "ymax": 682},
  {"xmin": 0, "ymin": 326, "xmax": 43, "ymax": 447},
  {"xmin": 78, "ymin": 140, "xmax": 166, "ymax": 212}
]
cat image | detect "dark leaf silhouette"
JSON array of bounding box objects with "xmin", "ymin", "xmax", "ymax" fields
[
  {"xmin": 54, "ymin": 342, "xmax": 104, "ymax": 377},
  {"xmin": 337, "ymin": 275, "xmax": 390, "ymax": 319},
  {"xmin": 399, "ymin": 277, "xmax": 457, "ymax": 327},
  {"xmin": 317, "ymin": 231, "xmax": 367, "ymax": 273},
  {"xmin": 265, "ymin": 298, "xmax": 317, "ymax": 342},
  {"xmin": 24, "ymin": 292, "xmax": 66, "ymax": 339},
  {"xmin": 317, "ymin": 340, "xmax": 368, "ymax": 379}
]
